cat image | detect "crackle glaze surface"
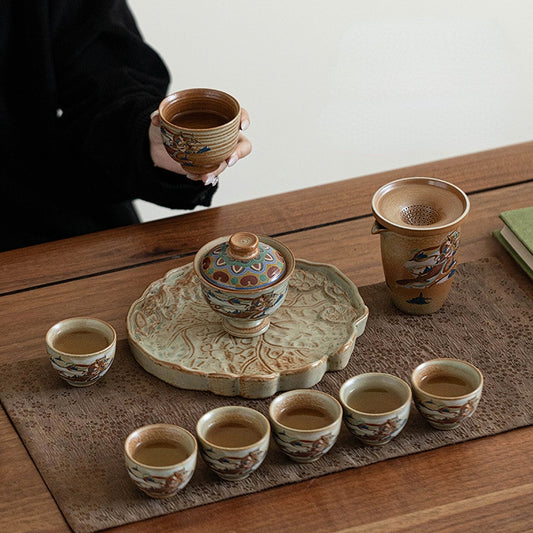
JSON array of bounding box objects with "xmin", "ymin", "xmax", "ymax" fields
[
  {"xmin": 127, "ymin": 260, "xmax": 369, "ymax": 398},
  {"xmin": 158, "ymin": 88, "xmax": 240, "ymax": 174}
]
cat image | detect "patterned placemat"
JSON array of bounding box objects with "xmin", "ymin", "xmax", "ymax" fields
[{"xmin": 1, "ymin": 258, "xmax": 531, "ymax": 533}]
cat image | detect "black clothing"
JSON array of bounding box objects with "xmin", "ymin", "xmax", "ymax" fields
[{"xmin": 0, "ymin": 0, "xmax": 216, "ymax": 251}]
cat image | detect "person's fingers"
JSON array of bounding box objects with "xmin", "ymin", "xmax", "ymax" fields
[
  {"xmin": 150, "ymin": 107, "xmax": 248, "ymax": 183},
  {"xmin": 185, "ymin": 161, "xmax": 227, "ymax": 185},
  {"xmin": 240, "ymin": 108, "xmax": 250, "ymax": 131},
  {"xmin": 150, "ymin": 110, "xmax": 161, "ymax": 127},
  {"xmin": 227, "ymin": 133, "xmax": 252, "ymax": 167}
]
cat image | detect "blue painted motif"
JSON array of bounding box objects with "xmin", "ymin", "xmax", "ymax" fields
[
  {"xmin": 397, "ymin": 230, "xmax": 459, "ymax": 290},
  {"xmin": 407, "ymin": 292, "xmax": 432, "ymax": 305}
]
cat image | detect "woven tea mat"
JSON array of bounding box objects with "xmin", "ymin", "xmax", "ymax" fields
[{"xmin": 0, "ymin": 258, "xmax": 531, "ymax": 533}]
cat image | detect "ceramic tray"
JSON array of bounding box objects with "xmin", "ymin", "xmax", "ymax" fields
[{"xmin": 127, "ymin": 259, "xmax": 369, "ymax": 398}]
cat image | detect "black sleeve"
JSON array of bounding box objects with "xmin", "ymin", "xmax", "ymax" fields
[{"xmin": 51, "ymin": 0, "xmax": 217, "ymax": 209}]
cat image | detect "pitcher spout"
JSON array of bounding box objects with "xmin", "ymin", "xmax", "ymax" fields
[{"xmin": 371, "ymin": 220, "xmax": 388, "ymax": 235}]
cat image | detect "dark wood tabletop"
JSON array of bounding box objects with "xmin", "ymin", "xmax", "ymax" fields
[{"xmin": 1, "ymin": 141, "xmax": 532, "ymax": 532}]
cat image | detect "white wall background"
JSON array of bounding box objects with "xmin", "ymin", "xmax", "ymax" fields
[{"xmin": 128, "ymin": 0, "xmax": 533, "ymax": 222}]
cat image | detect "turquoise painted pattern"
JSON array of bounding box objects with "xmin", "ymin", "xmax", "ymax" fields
[{"xmin": 201, "ymin": 242, "xmax": 286, "ymax": 290}]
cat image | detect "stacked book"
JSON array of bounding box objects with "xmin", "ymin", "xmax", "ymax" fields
[{"xmin": 493, "ymin": 206, "xmax": 533, "ymax": 280}]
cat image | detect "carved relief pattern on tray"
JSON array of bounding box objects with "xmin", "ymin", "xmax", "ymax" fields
[{"xmin": 128, "ymin": 261, "xmax": 366, "ymax": 378}]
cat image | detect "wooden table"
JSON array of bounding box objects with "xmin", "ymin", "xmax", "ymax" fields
[{"xmin": 1, "ymin": 142, "xmax": 532, "ymax": 532}]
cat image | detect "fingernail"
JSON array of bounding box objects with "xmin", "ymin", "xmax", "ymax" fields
[
  {"xmin": 241, "ymin": 119, "xmax": 250, "ymax": 131},
  {"xmin": 228, "ymin": 154, "xmax": 238, "ymax": 167},
  {"xmin": 204, "ymin": 176, "xmax": 214, "ymax": 185}
]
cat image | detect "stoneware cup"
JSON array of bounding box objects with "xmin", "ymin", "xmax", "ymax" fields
[
  {"xmin": 46, "ymin": 317, "xmax": 116, "ymax": 387},
  {"xmin": 269, "ymin": 389, "xmax": 342, "ymax": 463},
  {"xmin": 371, "ymin": 177, "xmax": 470, "ymax": 314},
  {"xmin": 411, "ymin": 358, "xmax": 483, "ymax": 430},
  {"xmin": 339, "ymin": 373, "xmax": 412, "ymax": 446},
  {"xmin": 124, "ymin": 423, "xmax": 197, "ymax": 498},
  {"xmin": 158, "ymin": 87, "xmax": 241, "ymax": 175},
  {"xmin": 196, "ymin": 406, "xmax": 270, "ymax": 481}
]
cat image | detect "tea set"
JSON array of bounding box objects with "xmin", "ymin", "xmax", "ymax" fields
[{"xmin": 44, "ymin": 88, "xmax": 481, "ymax": 499}]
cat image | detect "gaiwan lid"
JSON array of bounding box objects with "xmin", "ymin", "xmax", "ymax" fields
[{"xmin": 199, "ymin": 232, "xmax": 287, "ymax": 290}]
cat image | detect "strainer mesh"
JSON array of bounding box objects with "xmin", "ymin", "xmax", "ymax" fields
[{"xmin": 400, "ymin": 205, "xmax": 440, "ymax": 226}]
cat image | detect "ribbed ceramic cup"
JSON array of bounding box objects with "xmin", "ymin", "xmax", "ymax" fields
[
  {"xmin": 159, "ymin": 88, "xmax": 241, "ymax": 174},
  {"xmin": 371, "ymin": 177, "xmax": 470, "ymax": 314}
]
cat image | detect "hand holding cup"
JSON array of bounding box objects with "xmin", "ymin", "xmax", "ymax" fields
[{"xmin": 149, "ymin": 88, "xmax": 251, "ymax": 184}]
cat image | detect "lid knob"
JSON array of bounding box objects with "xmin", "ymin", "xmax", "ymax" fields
[{"xmin": 227, "ymin": 232, "xmax": 259, "ymax": 261}]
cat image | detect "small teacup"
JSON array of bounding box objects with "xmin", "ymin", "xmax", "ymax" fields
[
  {"xmin": 124, "ymin": 424, "xmax": 197, "ymax": 498},
  {"xmin": 339, "ymin": 373, "xmax": 412, "ymax": 446},
  {"xmin": 269, "ymin": 389, "xmax": 342, "ymax": 463},
  {"xmin": 159, "ymin": 88, "xmax": 241, "ymax": 175},
  {"xmin": 46, "ymin": 317, "xmax": 116, "ymax": 387},
  {"xmin": 196, "ymin": 406, "xmax": 270, "ymax": 481},
  {"xmin": 411, "ymin": 358, "xmax": 483, "ymax": 430}
]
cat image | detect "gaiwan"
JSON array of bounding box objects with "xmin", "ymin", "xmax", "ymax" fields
[{"xmin": 193, "ymin": 232, "xmax": 295, "ymax": 337}]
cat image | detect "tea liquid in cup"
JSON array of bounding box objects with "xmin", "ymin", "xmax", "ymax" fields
[
  {"xmin": 158, "ymin": 88, "xmax": 241, "ymax": 175},
  {"xmin": 196, "ymin": 406, "xmax": 270, "ymax": 481},
  {"xmin": 411, "ymin": 358, "xmax": 483, "ymax": 430},
  {"xmin": 269, "ymin": 389, "xmax": 342, "ymax": 463},
  {"xmin": 339, "ymin": 373, "xmax": 412, "ymax": 446},
  {"xmin": 46, "ymin": 317, "xmax": 116, "ymax": 387},
  {"xmin": 124, "ymin": 423, "xmax": 197, "ymax": 499}
]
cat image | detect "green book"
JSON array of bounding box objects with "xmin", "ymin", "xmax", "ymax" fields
[{"xmin": 493, "ymin": 206, "xmax": 533, "ymax": 280}]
